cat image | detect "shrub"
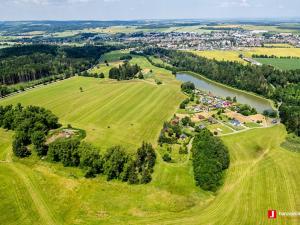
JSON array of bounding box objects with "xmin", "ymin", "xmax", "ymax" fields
[
  {"xmin": 181, "ymin": 81, "xmax": 195, "ymax": 94},
  {"xmin": 155, "ymin": 79, "xmax": 162, "ymax": 85},
  {"xmin": 162, "ymin": 153, "xmax": 172, "ymax": 162},
  {"xmin": 179, "ymin": 146, "xmax": 188, "ymax": 154}
]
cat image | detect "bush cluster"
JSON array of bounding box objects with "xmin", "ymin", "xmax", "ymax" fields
[
  {"xmin": 0, "ymin": 104, "xmax": 61, "ymax": 157},
  {"xmin": 180, "ymin": 98, "xmax": 190, "ymax": 109},
  {"xmin": 181, "ymin": 81, "xmax": 195, "ymax": 94},
  {"xmin": 109, "ymin": 62, "xmax": 141, "ymax": 80},
  {"xmin": 236, "ymin": 104, "xmax": 257, "ymax": 116}
]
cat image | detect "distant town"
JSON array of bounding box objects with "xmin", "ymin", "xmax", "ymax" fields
[{"xmin": 119, "ymin": 30, "xmax": 300, "ymax": 50}]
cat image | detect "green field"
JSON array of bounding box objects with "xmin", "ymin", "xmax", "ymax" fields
[
  {"xmin": 1, "ymin": 121, "xmax": 299, "ymax": 224},
  {"xmin": 99, "ymin": 50, "xmax": 133, "ymax": 62},
  {"xmin": 190, "ymin": 47, "xmax": 300, "ymax": 65},
  {"xmin": 0, "ymin": 57, "xmax": 184, "ymax": 151},
  {"xmin": 255, "ymin": 58, "xmax": 300, "ymax": 70},
  {"xmin": 0, "ymin": 51, "xmax": 299, "ymax": 224},
  {"xmin": 88, "ymin": 61, "xmax": 123, "ymax": 77},
  {"xmin": 245, "ymin": 122, "xmax": 263, "ymax": 128},
  {"xmin": 207, "ymin": 123, "xmax": 233, "ymax": 135},
  {"xmin": 189, "ymin": 50, "xmax": 246, "ymax": 64}
]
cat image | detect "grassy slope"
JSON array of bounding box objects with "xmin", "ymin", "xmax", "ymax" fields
[
  {"xmin": 1, "ymin": 125, "xmax": 299, "ymax": 224},
  {"xmin": 0, "ymin": 52, "xmax": 299, "ymax": 224},
  {"xmin": 0, "ymin": 57, "xmax": 184, "ymax": 152},
  {"xmin": 88, "ymin": 61, "xmax": 123, "ymax": 77},
  {"xmin": 0, "ymin": 129, "xmax": 12, "ymax": 160},
  {"xmin": 255, "ymin": 58, "xmax": 300, "ymax": 70}
]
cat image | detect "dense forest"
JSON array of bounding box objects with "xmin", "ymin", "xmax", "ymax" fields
[
  {"xmin": 143, "ymin": 48, "xmax": 300, "ymax": 136},
  {"xmin": 109, "ymin": 62, "xmax": 141, "ymax": 80},
  {"xmin": 0, "ymin": 44, "xmax": 115, "ymax": 85},
  {"xmin": 192, "ymin": 129, "xmax": 230, "ymax": 191}
]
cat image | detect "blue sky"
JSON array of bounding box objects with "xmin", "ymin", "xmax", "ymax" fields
[{"xmin": 0, "ymin": 0, "xmax": 299, "ymax": 20}]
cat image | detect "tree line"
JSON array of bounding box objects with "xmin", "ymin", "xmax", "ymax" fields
[
  {"xmin": 0, "ymin": 44, "xmax": 115, "ymax": 85},
  {"xmin": 0, "ymin": 104, "xmax": 61, "ymax": 157},
  {"xmin": 252, "ymin": 54, "xmax": 300, "ymax": 59},
  {"xmin": 0, "ymin": 103, "xmax": 157, "ymax": 184},
  {"xmin": 143, "ymin": 48, "xmax": 300, "ymax": 136},
  {"xmin": 192, "ymin": 129, "xmax": 230, "ymax": 191},
  {"xmin": 47, "ymin": 139, "xmax": 156, "ymax": 184},
  {"xmin": 109, "ymin": 62, "xmax": 142, "ymax": 80},
  {"xmin": 0, "ymin": 75, "xmax": 67, "ymax": 98}
]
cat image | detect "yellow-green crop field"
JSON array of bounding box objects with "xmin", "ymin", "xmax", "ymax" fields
[
  {"xmin": 189, "ymin": 50, "xmax": 246, "ymax": 63},
  {"xmin": 190, "ymin": 47, "xmax": 300, "ymax": 64}
]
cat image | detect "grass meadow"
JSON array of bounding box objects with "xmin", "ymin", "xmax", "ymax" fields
[
  {"xmin": 0, "ymin": 55, "xmax": 185, "ymax": 152},
  {"xmin": 255, "ymin": 58, "xmax": 300, "ymax": 70},
  {"xmin": 0, "ymin": 123, "xmax": 299, "ymax": 224},
  {"xmin": 0, "ymin": 52, "xmax": 299, "ymax": 225}
]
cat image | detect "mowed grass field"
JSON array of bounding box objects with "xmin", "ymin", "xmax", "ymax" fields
[
  {"xmin": 88, "ymin": 61, "xmax": 123, "ymax": 77},
  {"xmin": 0, "ymin": 123, "xmax": 299, "ymax": 224},
  {"xmin": 0, "ymin": 56, "xmax": 185, "ymax": 151},
  {"xmin": 256, "ymin": 58, "xmax": 300, "ymax": 70},
  {"xmin": 0, "ymin": 51, "xmax": 299, "ymax": 224}
]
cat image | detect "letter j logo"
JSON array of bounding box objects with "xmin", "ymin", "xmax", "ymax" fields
[{"xmin": 268, "ymin": 210, "xmax": 277, "ymax": 219}]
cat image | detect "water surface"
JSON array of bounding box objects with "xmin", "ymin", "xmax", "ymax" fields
[{"xmin": 176, "ymin": 73, "xmax": 273, "ymax": 113}]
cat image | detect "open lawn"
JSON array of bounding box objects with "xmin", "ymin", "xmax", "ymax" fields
[
  {"xmin": 255, "ymin": 58, "xmax": 300, "ymax": 70},
  {"xmin": 0, "ymin": 129, "xmax": 12, "ymax": 160},
  {"xmin": 0, "ymin": 50, "xmax": 299, "ymax": 225},
  {"xmin": 245, "ymin": 122, "xmax": 262, "ymax": 128},
  {"xmin": 207, "ymin": 123, "xmax": 233, "ymax": 135},
  {"xmin": 0, "ymin": 55, "xmax": 184, "ymax": 152},
  {"xmin": 88, "ymin": 61, "xmax": 123, "ymax": 77},
  {"xmin": 0, "ymin": 122, "xmax": 299, "ymax": 224},
  {"xmin": 99, "ymin": 50, "xmax": 132, "ymax": 62}
]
